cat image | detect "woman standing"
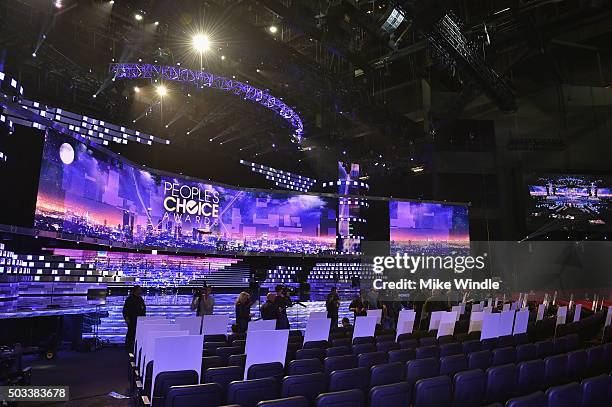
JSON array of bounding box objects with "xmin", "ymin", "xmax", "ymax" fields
[{"xmin": 235, "ymin": 291, "xmax": 254, "ymax": 333}]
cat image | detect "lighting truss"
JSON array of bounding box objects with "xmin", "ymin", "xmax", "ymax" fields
[
  {"xmin": 0, "ymin": 70, "xmax": 170, "ymax": 148},
  {"xmin": 110, "ymin": 63, "xmax": 304, "ymax": 143},
  {"xmin": 239, "ymin": 159, "xmax": 316, "ymax": 192}
]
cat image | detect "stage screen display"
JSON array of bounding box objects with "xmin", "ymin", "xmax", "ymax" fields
[
  {"xmin": 525, "ymin": 173, "xmax": 612, "ymax": 230},
  {"xmin": 34, "ymin": 130, "xmax": 337, "ymax": 254},
  {"xmin": 389, "ymin": 200, "xmax": 470, "ymax": 255}
]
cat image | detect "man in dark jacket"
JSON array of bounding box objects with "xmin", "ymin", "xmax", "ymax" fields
[
  {"xmin": 123, "ymin": 285, "xmax": 146, "ymax": 350},
  {"xmin": 260, "ymin": 293, "xmax": 279, "ymax": 321},
  {"xmin": 326, "ymin": 287, "xmax": 340, "ymax": 327},
  {"xmin": 274, "ymin": 285, "xmax": 292, "ymax": 329}
]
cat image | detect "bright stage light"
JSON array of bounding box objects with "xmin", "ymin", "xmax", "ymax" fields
[
  {"xmin": 221, "ymin": 55, "xmax": 226, "ymax": 60},
  {"xmin": 109, "ymin": 0, "xmax": 114, "ymax": 4},
  {"xmin": 134, "ymin": 13, "xmax": 143, "ymax": 21},
  {"xmin": 192, "ymin": 33, "xmax": 210, "ymax": 53},
  {"xmin": 269, "ymin": 25, "xmax": 278, "ymax": 34},
  {"xmin": 53, "ymin": 0, "xmax": 63, "ymax": 9},
  {"xmin": 133, "ymin": 86, "xmax": 140, "ymax": 93},
  {"xmin": 32, "ymin": 52, "xmax": 37, "ymax": 58},
  {"xmin": 156, "ymin": 85, "xmax": 167, "ymax": 97},
  {"xmin": 154, "ymin": 21, "xmax": 159, "ymax": 26}
]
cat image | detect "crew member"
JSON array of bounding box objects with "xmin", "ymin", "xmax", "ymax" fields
[
  {"xmin": 123, "ymin": 285, "xmax": 146, "ymax": 350},
  {"xmin": 235, "ymin": 291, "xmax": 255, "ymax": 333},
  {"xmin": 274, "ymin": 285, "xmax": 292, "ymax": 329},
  {"xmin": 191, "ymin": 285, "xmax": 215, "ymax": 316},
  {"xmin": 260, "ymin": 293, "xmax": 279, "ymax": 321},
  {"xmin": 326, "ymin": 287, "xmax": 340, "ymax": 327}
]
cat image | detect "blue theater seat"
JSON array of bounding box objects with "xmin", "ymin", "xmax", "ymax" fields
[
  {"xmin": 352, "ymin": 343, "xmax": 376, "ymax": 356},
  {"xmin": 480, "ymin": 338, "xmax": 498, "ymax": 351},
  {"xmin": 369, "ymin": 382, "xmax": 411, "ymax": 407},
  {"xmin": 516, "ymin": 344, "xmax": 537, "ymax": 362},
  {"xmin": 326, "ymin": 346, "xmax": 350, "ymax": 358},
  {"xmin": 440, "ymin": 342, "xmax": 462, "ymax": 357},
  {"xmin": 513, "ymin": 333, "xmax": 529, "ymax": 346},
  {"xmin": 545, "ymin": 382, "xmax": 582, "ymax": 407},
  {"xmin": 580, "ymin": 374, "xmax": 610, "ymax": 407},
  {"xmin": 227, "ymin": 378, "xmax": 279, "ymax": 407},
  {"xmin": 498, "ymin": 335, "xmax": 514, "ymax": 348},
  {"xmin": 399, "ymin": 339, "xmax": 418, "ymax": 350},
  {"xmin": 414, "ymin": 375, "xmax": 452, "ymax": 407},
  {"xmin": 352, "ymin": 337, "xmax": 374, "ymax": 346},
  {"xmin": 406, "ymin": 358, "xmax": 440, "ymax": 387},
  {"xmin": 324, "ymin": 355, "xmax": 356, "ymax": 375},
  {"xmin": 505, "ymin": 391, "xmax": 546, "ymax": 407},
  {"xmin": 517, "ymin": 360, "xmax": 545, "ymax": 395},
  {"xmin": 437, "ymin": 335, "xmax": 455, "ymax": 345},
  {"xmin": 468, "ymin": 350, "xmax": 492, "ymax": 370},
  {"xmin": 315, "ymin": 389, "xmax": 364, "ymax": 407},
  {"xmin": 247, "ymin": 362, "xmax": 284, "ymax": 381},
  {"xmin": 416, "ymin": 345, "xmax": 439, "ymax": 359},
  {"xmin": 376, "ymin": 341, "xmax": 400, "ymax": 353},
  {"xmin": 440, "ymin": 354, "xmax": 468, "ymax": 376},
  {"xmin": 484, "ymin": 363, "xmax": 517, "ymax": 404},
  {"xmin": 492, "ymin": 346, "xmax": 516, "ymax": 366},
  {"xmin": 281, "ymin": 372, "xmax": 326, "ymax": 405},
  {"xmin": 204, "ymin": 335, "xmax": 227, "ymax": 343},
  {"xmin": 304, "ymin": 340, "xmax": 329, "ymax": 350},
  {"xmin": 543, "ymin": 354, "xmax": 568, "ymax": 387},
  {"xmin": 164, "ymin": 383, "xmax": 223, "ymax": 407},
  {"xmin": 204, "ymin": 366, "xmax": 244, "ymax": 395},
  {"xmin": 204, "ymin": 341, "xmax": 228, "ymax": 355},
  {"xmin": 232, "ymin": 339, "xmax": 246, "ymax": 350},
  {"xmin": 256, "ymin": 396, "xmax": 309, "ymax": 407},
  {"xmin": 566, "ymin": 349, "xmax": 587, "ymax": 381},
  {"xmin": 217, "ymin": 347, "xmax": 242, "ymax": 363},
  {"xmin": 202, "ymin": 356, "xmax": 225, "ymax": 375},
  {"xmin": 357, "ymin": 351, "xmax": 387, "ymax": 369},
  {"xmin": 535, "ymin": 340, "xmax": 554, "ymax": 359},
  {"xmin": 287, "ymin": 359, "xmax": 322, "ymax": 376},
  {"xmin": 375, "ymin": 335, "xmax": 395, "ymax": 343},
  {"xmin": 228, "ymin": 354, "xmax": 246, "ymax": 369},
  {"xmin": 554, "ymin": 336, "xmax": 569, "ymax": 355},
  {"xmin": 586, "ymin": 345, "xmax": 605, "ymax": 376},
  {"xmin": 418, "ymin": 337, "xmax": 437, "ymax": 347},
  {"xmin": 328, "ymin": 367, "xmax": 369, "ymax": 393},
  {"xmin": 370, "ymin": 362, "xmax": 404, "ymax": 387},
  {"xmin": 452, "ymin": 368, "xmax": 485, "ymax": 407},
  {"xmin": 388, "ymin": 349, "xmax": 415, "ymax": 364},
  {"xmin": 152, "ymin": 370, "xmax": 199, "ymax": 407},
  {"xmin": 461, "ymin": 340, "xmax": 481, "ymax": 354},
  {"xmin": 603, "ymin": 342, "xmax": 612, "ymax": 366},
  {"xmin": 296, "ymin": 349, "xmax": 324, "ymax": 361},
  {"xmin": 331, "ymin": 338, "xmax": 351, "ymax": 348},
  {"xmin": 396, "ymin": 333, "xmax": 414, "ymax": 342}
]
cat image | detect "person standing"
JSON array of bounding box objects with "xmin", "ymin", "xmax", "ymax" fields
[
  {"xmin": 326, "ymin": 287, "xmax": 340, "ymax": 327},
  {"xmin": 260, "ymin": 293, "xmax": 279, "ymax": 321},
  {"xmin": 191, "ymin": 286, "xmax": 215, "ymax": 316},
  {"xmin": 274, "ymin": 285, "xmax": 292, "ymax": 330},
  {"xmin": 123, "ymin": 285, "xmax": 146, "ymax": 350},
  {"xmin": 235, "ymin": 291, "xmax": 255, "ymax": 333},
  {"xmin": 349, "ymin": 294, "xmax": 367, "ymax": 322}
]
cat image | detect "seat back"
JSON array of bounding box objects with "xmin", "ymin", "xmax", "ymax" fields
[
  {"xmin": 439, "ymin": 354, "xmax": 468, "ymax": 376},
  {"xmin": 462, "ymin": 340, "xmax": 481, "ymax": 354},
  {"xmin": 247, "ymin": 362, "xmax": 285, "ymax": 381},
  {"xmin": 323, "ymin": 355, "xmax": 356, "ymax": 375},
  {"xmin": 505, "ymin": 391, "xmax": 546, "ymax": 407},
  {"xmin": 484, "ymin": 363, "xmax": 517, "ymax": 404},
  {"xmin": 517, "ymin": 360, "xmax": 544, "ymax": 395},
  {"xmin": 296, "ymin": 348, "xmax": 324, "ymax": 361},
  {"xmin": 315, "ymin": 389, "xmax": 364, "ymax": 407},
  {"xmin": 581, "ymin": 374, "xmax": 610, "ymax": 407},
  {"xmin": 326, "ymin": 346, "xmax": 350, "ymax": 358},
  {"xmin": 227, "ymin": 377, "xmax": 279, "ymax": 407},
  {"xmin": 480, "ymin": 338, "xmax": 498, "ymax": 351},
  {"xmin": 492, "ymin": 346, "xmax": 516, "ymax": 366},
  {"xmin": 331, "ymin": 338, "xmax": 351, "ymax": 348},
  {"xmin": 516, "ymin": 344, "xmax": 536, "ymax": 362},
  {"xmin": 468, "ymin": 350, "xmax": 491, "ymax": 371},
  {"xmin": 396, "ymin": 333, "xmax": 414, "ymax": 342},
  {"xmin": 217, "ymin": 346, "xmax": 242, "ymax": 363},
  {"xmin": 414, "ymin": 375, "xmax": 452, "ymax": 407},
  {"xmin": 586, "ymin": 345, "xmax": 605, "ymax": 376},
  {"xmin": 535, "ymin": 340, "xmax": 554, "ymax": 359},
  {"xmin": 288, "ymin": 358, "xmax": 322, "ymax": 375},
  {"xmin": 352, "ymin": 343, "xmax": 376, "ymax": 356},
  {"xmin": 370, "ymin": 362, "xmax": 404, "ymax": 387},
  {"xmin": 153, "ymin": 370, "xmax": 199, "ymax": 407},
  {"xmin": 376, "ymin": 341, "xmax": 400, "ymax": 353},
  {"xmin": 406, "ymin": 357, "xmax": 440, "ymax": 387},
  {"xmin": 256, "ymin": 396, "xmax": 308, "ymax": 407},
  {"xmin": 437, "ymin": 335, "xmax": 454, "ymax": 345},
  {"xmin": 416, "ymin": 345, "xmax": 439, "ymax": 359},
  {"xmin": 228, "ymin": 354, "xmax": 246, "ymax": 369},
  {"xmin": 418, "ymin": 337, "xmax": 437, "ymax": 347},
  {"xmin": 357, "ymin": 351, "xmax": 388, "ymax": 369},
  {"xmin": 452, "ymin": 369, "xmax": 485, "ymax": 407},
  {"xmin": 388, "ymin": 349, "xmax": 415, "ymax": 364},
  {"xmin": 303, "ymin": 340, "xmax": 329, "ymax": 350},
  {"xmin": 202, "ymin": 356, "xmax": 225, "ymax": 375},
  {"xmin": 369, "ymin": 382, "xmax": 411, "ymax": 407},
  {"xmin": 328, "ymin": 367, "xmax": 369, "ymax": 393},
  {"xmin": 440, "ymin": 342, "xmax": 462, "ymax": 357},
  {"xmin": 544, "ymin": 354, "xmax": 568, "ymax": 387},
  {"xmin": 513, "ymin": 333, "xmax": 529, "ymax": 346},
  {"xmin": 281, "ymin": 372, "xmax": 326, "ymax": 405},
  {"xmin": 497, "ymin": 335, "xmax": 514, "ymax": 348},
  {"xmin": 204, "ymin": 366, "xmax": 243, "ymax": 394},
  {"xmin": 204, "ymin": 334, "xmax": 227, "ymax": 343},
  {"xmin": 352, "ymin": 336, "xmax": 375, "ymax": 345},
  {"xmin": 399, "ymin": 339, "xmax": 418, "ymax": 350},
  {"xmin": 566, "ymin": 349, "xmax": 587, "ymax": 381},
  {"xmin": 554, "ymin": 336, "xmax": 569, "ymax": 354},
  {"xmin": 545, "ymin": 382, "xmax": 582, "ymax": 407},
  {"xmin": 163, "ymin": 383, "xmax": 222, "ymax": 407}
]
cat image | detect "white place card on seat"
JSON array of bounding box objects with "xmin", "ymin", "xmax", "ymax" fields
[
  {"xmin": 304, "ymin": 317, "xmax": 331, "ymax": 344},
  {"xmin": 573, "ymin": 304, "xmax": 582, "ymax": 322},
  {"xmin": 142, "ymin": 330, "xmax": 188, "ymax": 388},
  {"xmin": 395, "ymin": 310, "xmax": 416, "ymax": 340},
  {"xmin": 367, "ymin": 309, "xmax": 383, "ymax": 324},
  {"xmin": 513, "ymin": 310, "xmax": 529, "ymax": 335},
  {"xmin": 202, "ymin": 314, "xmax": 230, "ymax": 336},
  {"xmin": 556, "ymin": 306, "xmax": 568, "ymax": 326},
  {"xmin": 248, "ymin": 319, "xmax": 277, "ymax": 332},
  {"xmin": 536, "ymin": 304, "xmax": 546, "ymax": 321},
  {"xmin": 353, "ymin": 316, "xmax": 377, "ymax": 340},
  {"xmin": 175, "ymin": 316, "xmax": 203, "ymax": 335},
  {"xmin": 498, "ymin": 310, "xmax": 516, "ymax": 337},
  {"xmin": 437, "ymin": 311, "xmax": 458, "ymax": 338},
  {"xmin": 150, "ymin": 335, "xmax": 204, "ymax": 398},
  {"xmin": 429, "ymin": 311, "xmax": 445, "ymax": 331},
  {"xmin": 309, "ymin": 311, "xmax": 327, "ymax": 319},
  {"xmin": 244, "ymin": 329, "xmax": 289, "ymax": 380},
  {"xmin": 481, "ymin": 312, "xmax": 501, "ymax": 340},
  {"xmin": 469, "ymin": 311, "xmax": 484, "ymax": 333}
]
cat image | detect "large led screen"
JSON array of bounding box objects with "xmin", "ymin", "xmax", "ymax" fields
[
  {"xmin": 389, "ymin": 200, "xmax": 469, "ymax": 255},
  {"xmin": 34, "ymin": 130, "xmax": 337, "ymax": 254},
  {"xmin": 525, "ymin": 173, "xmax": 612, "ymax": 230}
]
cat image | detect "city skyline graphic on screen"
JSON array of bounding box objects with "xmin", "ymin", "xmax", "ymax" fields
[
  {"xmin": 389, "ymin": 200, "xmax": 470, "ymax": 255},
  {"xmin": 34, "ymin": 130, "xmax": 337, "ymax": 254}
]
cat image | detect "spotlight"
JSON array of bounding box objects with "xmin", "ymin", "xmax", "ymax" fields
[
  {"xmin": 133, "ymin": 86, "xmax": 140, "ymax": 93},
  {"xmin": 269, "ymin": 25, "xmax": 278, "ymax": 34},
  {"xmin": 156, "ymin": 85, "xmax": 167, "ymax": 97},
  {"xmin": 192, "ymin": 33, "xmax": 210, "ymax": 53},
  {"xmin": 209, "ymin": 138, "xmax": 213, "ymax": 142},
  {"xmin": 53, "ymin": 0, "xmax": 63, "ymax": 9},
  {"xmin": 32, "ymin": 52, "xmax": 37, "ymax": 58},
  {"xmin": 154, "ymin": 21, "xmax": 159, "ymax": 26},
  {"xmin": 92, "ymin": 94, "xmax": 97, "ymax": 98},
  {"xmin": 109, "ymin": 0, "xmax": 114, "ymax": 4},
  {"xmin": 221, "ymin": 55, "xmax": 226, "ymax": 60},
  {"xmin": 256, "ymin": 69, "xmax": 261, "ymax": 73},
  {"xmin": 134, "ymin": 13, "xmax": 143, "ymax": 21}
]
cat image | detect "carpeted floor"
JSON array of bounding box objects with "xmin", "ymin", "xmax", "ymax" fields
[{"xmin": 21, "ymin": 346, "xmax": 131, "ymax": 406}]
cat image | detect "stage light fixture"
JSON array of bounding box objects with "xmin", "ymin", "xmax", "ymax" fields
[
  {"xmin": 109, "ymin": 0, "xmax": 114, "ymax": 4},
  {"xmin": 32, "ymin": 52, "xmax": 37, "ymax": 58},
  {"xmin": 221, "ymin": 55, "xmax": 226, "ymax": 60},
  {"xmin": 256, "ymin": 69, "xmax": 261, "ymax": 73},
  {"xmin": 133, "ymin": 86, "xmax": 140, "ymax": 93},
  {"xmin": 192, "ymin": 33, "xmax": 210, "ymax": 53},
  {"xmin": 269, "ymin": 25, "xmax": 278, "ymax": 34},
  {"xmin": 154, "ymin": 21, "xmax": 159, "ymax": 26},
  {"xmin": 53, "ymin": 0, "xmax": 63, "ymax": 9},
  {"xmin": 134, "ymin": 13, "xmax": 143, "ymax": 21},
  {"xmin": 156, "ymin": 85, "xmax": 167, "ymax": 97}
]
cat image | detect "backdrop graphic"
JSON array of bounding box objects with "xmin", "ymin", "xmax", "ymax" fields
[
  {"xmin": 34, "ymin": 129, "xmax": 337, "ymax": 254},
  {"xmin": 389, "ymin": 200, "xmax": 470, "ymax": 254}
]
